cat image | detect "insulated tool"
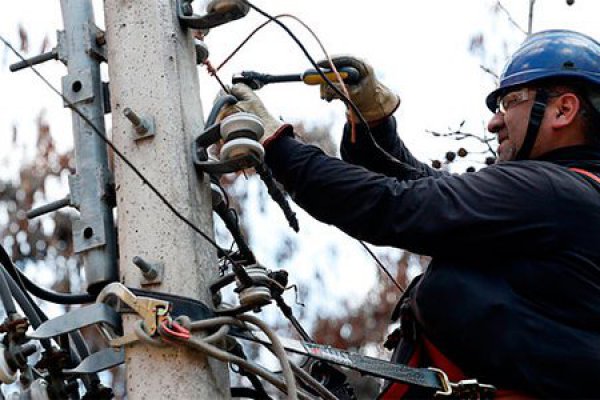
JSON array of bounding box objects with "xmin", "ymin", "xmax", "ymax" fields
[{"xmin": 232, "ymin": 66, "xmax": 361, "ymax": 90}]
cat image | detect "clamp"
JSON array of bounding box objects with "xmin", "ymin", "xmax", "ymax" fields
[
  {"xmin": 96, "ymin": 283, "xmax": 171, "ymax": 347},
  {"xmin": 30, "ymin": 283, "xmax": 171, "ymax": 348},
  {"xmin": 178, "ymin": 0, "xmax": 249, "ymax": 30}
]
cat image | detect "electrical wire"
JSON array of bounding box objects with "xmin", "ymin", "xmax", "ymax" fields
[
  {"xmin": 0, "ymin": 247, "xmax": 99, "ymax": 390},
  {"xmin": 0, "ymin": 258, "xmax": 17, "ymax": 317},
  {"xmin": 359, "ymin": 241, "xmax": 405, "ymax": 293},
  {"xmin": 233, "ymin": 1, "xmax": 405, "ymax": 291},
  {"xmin": 145, "ymin": 315, "xmax": 309, "ymax": 399},
  {"xmin": 215, "ymin": 13, "xmax": 357, "ymax": 141},
  {"xmin": 0, "ymin": 35, "xmax": 254, "ymax": 279},
  {"xmin": 242, "ymin": 1, "xmax": 422, "ymax": 175}
]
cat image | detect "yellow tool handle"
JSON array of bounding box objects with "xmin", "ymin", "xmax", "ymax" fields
[{"xmin": 301, "ymin": 67, "xmax": 360, "ymax": 85}]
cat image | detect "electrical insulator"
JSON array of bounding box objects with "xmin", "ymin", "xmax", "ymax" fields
[
  {"xmin": 219, "ymin": 112, "xmax": 265, "ymax": 162},
  {"xmin": 236, "ymin": 265, "xmax": 272, "ymax": 308}
]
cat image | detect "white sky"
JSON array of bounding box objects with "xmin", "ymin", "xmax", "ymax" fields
[{"xmin": 2, "ymin": 0, "xmax": 600, "ymax": 317}]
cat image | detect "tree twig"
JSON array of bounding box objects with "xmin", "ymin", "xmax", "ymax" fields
[{"xmin": 495, "ymin": 1, "xmax": 527, "ymax": 35}]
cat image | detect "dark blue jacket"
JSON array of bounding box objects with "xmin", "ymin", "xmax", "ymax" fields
[{"xmin": 264, "ymin": 117, "xmax": 600, "ymax": 398}]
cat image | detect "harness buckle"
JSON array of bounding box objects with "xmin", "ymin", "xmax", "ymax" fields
[
  {"xmin": 428, "ymin": 367, "xmax": 452, "ymax": 396},
  {"xmin": 451, "ymin": 378, "xmax": 497, "ymax": 400}
]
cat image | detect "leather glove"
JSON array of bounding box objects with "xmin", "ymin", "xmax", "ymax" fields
[
  {"xmin": 218, "ymin": 83, "xmax": 283, "ymax": 144},
  {"xmin": 317, "ymin": 56, "xmax": 400, "ymax": 123}
]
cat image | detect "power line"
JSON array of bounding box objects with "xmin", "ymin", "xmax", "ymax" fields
[{"xmin": 0, "ymin": 35, "xmax": 227, "ymax": 256}]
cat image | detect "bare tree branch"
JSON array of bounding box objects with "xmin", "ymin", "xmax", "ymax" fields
[
  {"xmin": 528, "ymin": 0, "xmax": 536, "ymax": 35},
  {"xmin": 479, "ymin": 64, "xmax": 499, "ymax": 80},
  {"xmin": 426, "ymin": 122, "xmax": 498, "ymax": 158},
  {"xmin": 496, "ymin": 1, "xmax": 527, "ymax": 35}
]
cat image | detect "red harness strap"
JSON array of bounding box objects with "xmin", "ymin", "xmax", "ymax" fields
[
  {"xmin": 380, "ymin": 336, "xmax": 536, "ymax": 399},
  {"xmin": 569, "ymin": 167, "xmax": 600, "ymax": 184}
]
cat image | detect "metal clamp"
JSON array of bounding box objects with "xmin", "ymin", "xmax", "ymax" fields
[
  {"xmin": 97, "ymin": 283, "xmax": 171, "ymax": 347},
  {"xmin": 177, "ymin": 0, "xmax": 249, "ymax": 30}
]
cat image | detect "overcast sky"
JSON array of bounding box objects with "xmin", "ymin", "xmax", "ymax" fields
[{"xmin": 2, "ymin": 0, "xmax": 600, "ymax": 315}]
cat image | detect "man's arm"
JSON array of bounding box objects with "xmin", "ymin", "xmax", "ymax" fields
[
  {"xmin": 340, "ymin": 117, "xmax": 444, "ymax": 178},
  {"xmin": 266, "ymin": 135, "xmax": 558, "ymax": 258}
]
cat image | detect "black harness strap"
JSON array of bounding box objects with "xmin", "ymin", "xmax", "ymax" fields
[{"xmin": 516, "ymin": 89, "xmax": 549, "ymax": 160}]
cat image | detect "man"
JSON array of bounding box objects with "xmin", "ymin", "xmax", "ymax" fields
[{"xmin": 221, "ymin": 30, "xmax": 600, "ymax": 398}]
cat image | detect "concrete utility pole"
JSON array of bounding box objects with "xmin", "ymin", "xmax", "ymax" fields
[{"xmin": 103, "ymin": 0, "xmax": 230, "ymax": 398}]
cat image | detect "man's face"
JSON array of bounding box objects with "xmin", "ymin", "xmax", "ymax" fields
[{"xmin": 487, "ymin": 88, "xmax": 535, "ymax": 162}]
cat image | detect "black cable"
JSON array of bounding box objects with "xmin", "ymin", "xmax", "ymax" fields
[
  {"xmin": 0, "ymin": 244, "xmax": 94, "ymax": 304},
  {"xmin": 0, "ymin": 250, "xmax": 99, "ymax": 391},
  {"xmin": 243, "ymin": 0, "xmax": 423, "ymax": 182},
  {"xmin": 242, "ymin": 1, "xmax": 406, "ymax": 291},
  {"xmin": 0, "ymin": 36, "xmax": 260, "ymax": 286},
  {"xmin": 14, "ymin": 267, "xmax": 94, "ymax": 305},
  {"xmin": 0, "ymin": 256, "xmax": 17, "ymax": 317},
  {"xmin": 358, "ymin": 241, "xmax": 404, "ymax": 293},
  {"xmin": 0, "ymin": 36, "xmax": 230, "ymax": 265},
  {"xmin": 231, "ymin": 387, "xmax": 272, "ymax": 399}
]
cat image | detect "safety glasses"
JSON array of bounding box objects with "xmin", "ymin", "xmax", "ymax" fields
[{"xmin": 496, "ymin": 88, "xmax": 530, "ymax": 114}]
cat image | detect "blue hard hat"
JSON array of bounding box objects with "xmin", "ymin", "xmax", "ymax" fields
[{"xmin": 486, "ymin": 30, "xmax": 600, "ymax": 112}]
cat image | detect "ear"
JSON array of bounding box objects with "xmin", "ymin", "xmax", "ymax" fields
[{"xmin": 549, "ymin": 93, "xmax": 580, "ymax": 129}]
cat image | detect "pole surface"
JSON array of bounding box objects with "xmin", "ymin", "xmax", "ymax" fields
[{"xmin": 103, "ymin": 0, "xmax": 230, "ymax": 398}]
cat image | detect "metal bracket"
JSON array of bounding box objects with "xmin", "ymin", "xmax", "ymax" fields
[
  {"xmin": 56, "ymin": 30, "xmax": 68, "ymax": 64},
  {"xmin": 61, "ymin": 67, "xmax": 95, "ymax": 106},
  {"xmin": 68, "ymin": 175, "xmax": 82, "ymax": 209},
  {"xmin": 29, "ymin": 303, "xmax": 121, "ymax": 340},
  {"xmin": 177, "ymin": 0, "xmax": 249, "ymax": 30},
  {"xmin": 192, "ymin": 122, "xmax": 261, "ymax": 175},
  {"xmin": 87, "ymin": 23, "xmax": 107, "ymax": 63},
  {"xmin": 63, "ymin": 348, "xmax": 125, "ymax": 375},
  {"xmin": 72, "ymin": 211, "xmax": 109, "ymax": 253}
]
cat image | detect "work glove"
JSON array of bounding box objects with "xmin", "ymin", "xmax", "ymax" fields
[
  {"xmin": 317, "ymin": 56, "xmax": 400, "ymax": 123},
  {"xmin": 218, "ymin": 83, "xmax": 284, "ymax": 145}
]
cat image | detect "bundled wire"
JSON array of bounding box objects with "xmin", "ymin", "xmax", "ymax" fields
[
  {"xmin": 133, "ymin": 313, "xmax": 339, "ymax": 400},
  {"xmin": 0, "ymin": 245, "xmax": 99, "ymax": 390}
]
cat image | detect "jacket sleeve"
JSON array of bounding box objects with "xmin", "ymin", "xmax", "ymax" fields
[
  {"xmin": 265, "ymin": 135, "xmax": 559, "ymax": 258},
  {"xmin": 340, "ymin": 117, "xmax": 444, "ymax": 179}
]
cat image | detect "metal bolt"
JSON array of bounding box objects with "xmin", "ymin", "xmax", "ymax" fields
[
  {"xmin": 96, "ymin": 30, "xmax": 106, "ymax": 46},
  {"xmin": 132, "ymin": 256, "xmax": 158, "ymax": 280},
  {"xmin": 123, "ymin": 108, "xmax": 149, "ymax": 135}
]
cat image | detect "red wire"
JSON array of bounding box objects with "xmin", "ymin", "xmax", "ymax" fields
[{"xmin": 160, "ymin": 319, "xmax": 191, "ymax": 340}]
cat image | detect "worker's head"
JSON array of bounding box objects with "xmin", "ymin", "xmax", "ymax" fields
[{"xmin": 486, "ymin": 30, "xmax": 600, "ymax": 162}]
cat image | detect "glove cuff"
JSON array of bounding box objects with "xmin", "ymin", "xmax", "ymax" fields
[{"xmin": 263, "ymin": 124, "xmax": 294, "ymax": 148}]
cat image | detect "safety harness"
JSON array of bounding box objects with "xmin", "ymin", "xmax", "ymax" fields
[{"xmin": 380, "ymin": 166, "xmax": 600, "ymax": 399}]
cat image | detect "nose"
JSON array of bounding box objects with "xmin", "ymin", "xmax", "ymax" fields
[{"xmin": 487, "ymin": 111, "xmax": 505, "ymax": 134}]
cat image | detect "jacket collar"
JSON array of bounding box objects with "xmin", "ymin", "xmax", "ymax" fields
[{"xmin": 534, "ymin": 145, "xmax": 600, "ymax": 172}]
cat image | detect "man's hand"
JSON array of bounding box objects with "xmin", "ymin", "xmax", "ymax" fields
[
  {"xmin": 218, "ymin": 84, "xmax": 283, "ymax": 144},
  {"xmin": 317, "ymin": 56, "xmax": 400, "ymax": 123}
]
